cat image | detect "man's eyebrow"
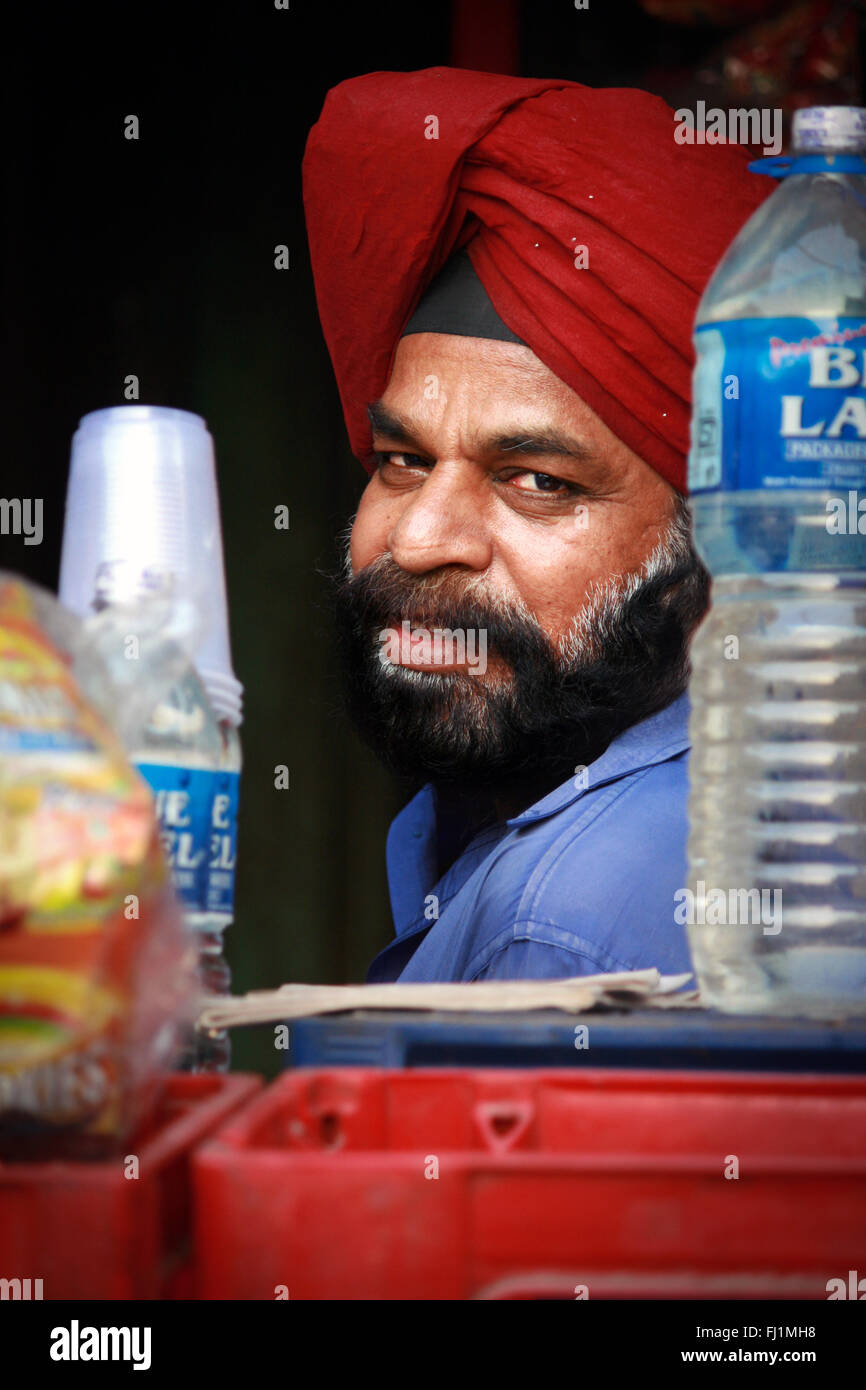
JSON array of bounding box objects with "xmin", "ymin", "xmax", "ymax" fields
[
  {"xmin": 490, "ymin": 430, "xmax": 595, "ymax": 462},
  {"xmin": 366, "ymin": 401, "xmax": 419, "ymax": 443},
  {"xmin": 367, "ymin": 401, "xmax": 595, "ymax": 464}
]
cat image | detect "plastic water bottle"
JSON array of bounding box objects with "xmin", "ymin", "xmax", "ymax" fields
[
  {"xmin": 196, "ymin": 714, "xmax": 241, "ymax": 1070},
  {"xmin": 687, "ymin": 106, "xmax": 866, "ymax": 1018},
  {"xmin": 130, "ymin": 669, "xmax": 239, "ymax": 1072}
]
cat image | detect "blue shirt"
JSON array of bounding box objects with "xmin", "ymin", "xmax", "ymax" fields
[{"xmin": 366, "ymin": 692, "xmax": 696, "ymax": 984}]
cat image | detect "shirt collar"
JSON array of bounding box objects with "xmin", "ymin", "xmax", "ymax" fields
[
  {"xmin": 505, "ymin": 690, "xmax": 691, "ymax": 828},
  {"xmin": 385, "ymin": 690, "xmax": 692, "ymax": 938}
]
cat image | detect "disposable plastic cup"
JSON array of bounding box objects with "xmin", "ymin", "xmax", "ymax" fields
[{"xmin": 59, "ymin": 405, "xmax": 243, "ymax": 724}]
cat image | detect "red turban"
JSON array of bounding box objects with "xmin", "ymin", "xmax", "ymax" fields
[{"xmin": 302, "ymin": 66, "xmax": 771, "ymax": 493}]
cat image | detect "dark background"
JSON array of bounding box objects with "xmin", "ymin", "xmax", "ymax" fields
[{"xmin": 1, "ymin": 0, "xmax": 862, "ymax": 1077}]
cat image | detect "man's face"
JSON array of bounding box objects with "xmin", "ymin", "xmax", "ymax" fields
[
  {"xmin": 334, "ymin": 332, "xmax": 708, "ymax": 800},
  {"xmin": 350, "ymin": 333, "xmax": 676, "ymax": 657}
]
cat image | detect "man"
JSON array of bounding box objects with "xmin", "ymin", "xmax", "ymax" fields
[{"xmin": 302, "ymin": 67, "xmax": 769, "ymax": 983}]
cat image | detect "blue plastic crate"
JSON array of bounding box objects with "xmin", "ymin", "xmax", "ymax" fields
[{"xmin": 281, "ymin": 1007, "xmax": 866, "ymax": 1072}]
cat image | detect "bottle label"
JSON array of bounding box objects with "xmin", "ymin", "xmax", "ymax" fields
[
  {"xmin": 205, "ymin": 770, "xmax": 239, "ymax": 917},
  {"xmin": 690, "ymin": 316, "xmax": 866, "ymax": 493},
  {"xmin": 134, "ymin": 763, "xmax": 216, "ymax": 911}
]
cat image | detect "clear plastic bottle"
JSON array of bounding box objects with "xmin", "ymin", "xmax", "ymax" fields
[
  {"xmin": 194, "ymin": 715, "xmax": 241, "ymax": 1071},
  {"xmin": 130, "ymin": 668, "xmax": 239, "ymax": 1071},
  {"xmin": 688, "ymin": 106, "xmax": 866, "ymax": 1017}
]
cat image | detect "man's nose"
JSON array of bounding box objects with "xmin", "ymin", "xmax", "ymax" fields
[{"xmin": 386, "ymin": 461, "xmax": 493, "ymax": 574}]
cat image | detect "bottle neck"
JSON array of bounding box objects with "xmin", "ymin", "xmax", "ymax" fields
[{"xmin": 751, "ymin": 151, "xmax": 866, "ymax": 180}]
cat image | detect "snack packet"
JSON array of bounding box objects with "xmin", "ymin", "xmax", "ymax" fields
[{"xmin": 0, "ymin": 574, "xmax": 197, "ymax": 1158}]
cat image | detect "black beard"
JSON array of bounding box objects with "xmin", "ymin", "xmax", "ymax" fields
[{"xmin": 330, "ymin": 530, "xmax": 709, "ymax": 806}]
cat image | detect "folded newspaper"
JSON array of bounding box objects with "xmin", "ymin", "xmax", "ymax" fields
[{"xmin": 198, "ymin": 969, "xmax": 701, "ymax": 1029}]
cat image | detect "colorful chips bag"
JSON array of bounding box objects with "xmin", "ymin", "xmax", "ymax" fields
[{"xmin": 0, "ymin": 576, "xmax": 195, "ymax": 1158}]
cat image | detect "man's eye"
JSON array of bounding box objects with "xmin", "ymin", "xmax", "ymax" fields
[
  {"xmin": 374, "ymin": 451, "xmax": 428, "ymax": 470},
  {"xmin": 508, "ymin": 471, "xmax": 573, "ymax": 495}
]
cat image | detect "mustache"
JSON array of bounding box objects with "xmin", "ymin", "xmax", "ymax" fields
[
  {"xmin": 333, "ymin": 552, "xmax": 554, "ymax": 674},
  {"xmin": 333, "ymin": 546, "xmax": 704, "ymax": 678}
]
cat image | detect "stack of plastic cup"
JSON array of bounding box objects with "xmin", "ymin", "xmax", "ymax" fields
[{"xmin": 59, "ymin": 405, "xmax": 243, "ymax": 726}]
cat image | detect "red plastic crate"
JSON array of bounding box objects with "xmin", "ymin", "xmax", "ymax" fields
[
  {"xmin": 194, "ymin": 1067, "xmax": 866, "ymax": 1300},
  {"xmin": 0, "ymin": 1072, "xmax": 262, "ymax": 1300}
]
